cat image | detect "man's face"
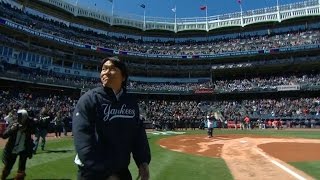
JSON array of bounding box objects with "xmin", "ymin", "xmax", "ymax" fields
[
  {"xmin": 100, "ymin": 60, "xmax": 124, "ymax": 91},
  {"xmin": 17, "ymin": 113, "xmax": 26, "ymax": 124}
]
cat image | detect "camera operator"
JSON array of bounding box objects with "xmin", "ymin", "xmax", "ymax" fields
[{"xmin": 1, "ymin": 109, "xmax": 35, "ymax": 180}]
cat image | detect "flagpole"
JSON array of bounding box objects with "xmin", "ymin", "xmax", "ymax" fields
[
  {"xmin": 74, "ymin": 0, "xmax": 79, "ymax": 16},
  {"xmin": 277, "ymin": 0, "xmax": 281, "ymax": 22},
  {"xmin": 111, "ymin": 0, "xmax": 115, "ymax": 26},
  {"xmin": 239, "ymin": 3, "xmax": 243, "ymax": 27},
  {"xmin": 319, "ymin": 0, "xmax": 320, "ymax": 17},
  {"xmin": 174, "ymin": 6, "xmax": 177, "ymax": 33},
  {"xmin": 112, "ymin": 0, "xmax": 115, "ymax": 17},
  {"xmin": 143, "ymin": 8, "xmax": 146, "ymax": 31},
  {"xmin": 205, "ymin": 1, "xmax": 208, "ymax": 31}
]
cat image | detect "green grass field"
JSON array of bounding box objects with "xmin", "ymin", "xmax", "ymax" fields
[{"xmin": 0, "ymin": 129, "xmax": 319, "ymax": 180}]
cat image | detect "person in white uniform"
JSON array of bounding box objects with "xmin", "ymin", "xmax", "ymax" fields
[{"xmin": 207, "ymin": 115, "xmax": 214, "ymax": 138}]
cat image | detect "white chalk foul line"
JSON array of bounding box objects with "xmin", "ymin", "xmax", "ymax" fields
[{"xmin": 255, "ymin": 149, "xmax": 306, "ymax": 180}]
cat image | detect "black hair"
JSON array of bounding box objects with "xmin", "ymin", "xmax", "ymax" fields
[{"xmin": 100, "ymin": 56, "xmax": 128, "ymax": 89}]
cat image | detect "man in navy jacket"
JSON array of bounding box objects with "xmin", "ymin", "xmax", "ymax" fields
[{"xmin": 73, "ymin": 57, "xmax": 151, "ymax": 180}]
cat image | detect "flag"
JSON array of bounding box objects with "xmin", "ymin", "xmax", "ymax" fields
[
  {"xmin": 200, "ymin": 5, "xmax": 206, "ymax": 10},
  {"xmin": 140, "ymin": 4, "xmax": 146, "ymax": 8},
  {"xmin": 237, "ymin": 0, "xmax": 241, "ymax": 4},
  {"xmin": 171, "ymin": 7, "xmax": 176, "ymax": 13},
  {"xmin": 108, "ymin": 0, "xmax": 113, "ymax": 2}
]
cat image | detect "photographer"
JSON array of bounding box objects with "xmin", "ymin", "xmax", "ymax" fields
[{"xmin": 1, "ymin": 109, "xmax": 35, "ymax": 180}]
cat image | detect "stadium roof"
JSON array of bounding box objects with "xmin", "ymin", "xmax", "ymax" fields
[
  {"xmin": 73, "ymin": 0, "xmax": 304, "ymax": 18},
  {"xmin": 23, "ymin": 0, "xmax": 320, "ymax": 35}
]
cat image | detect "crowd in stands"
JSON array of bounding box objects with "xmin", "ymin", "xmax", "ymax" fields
[
  {"xmin": 127, "ymin": 81, "xmax": 213, "ymax": 92},
  {"xmin": 1, "ymin": 0, "xmax": 320, "ymax": 132},
  {"xmin": 0, "ymin": 90, "xmax": 75, "ymax": 134},
  {"xmin": 1, "ymin": 89, "xmax": 320, "ymax": 132},
  {"xmin": 0, "ymin": 59, "xmax": 100, "ymax": 88},
  {"xmin": 1, "ymin": 1, "xmax": 320, "ymax": 56},
  {"xmin": 214, "ymin": 74, "xmax": 320, "ymax": 92},
  {"xmin": 143, "ymin": 97, "xmax": 318, "ymax": 130},
  {"xmin": 141, "ymin": 98, "xmax": 320, "ymax": 122},
  {"xmin": 2, "ymin": 58, "xmax": 320, "ymax": 93}
]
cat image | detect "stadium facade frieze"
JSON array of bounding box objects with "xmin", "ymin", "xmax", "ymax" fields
[{"xmin": 33, "ymin": 0, "xmax": 320, "ymax": 33}]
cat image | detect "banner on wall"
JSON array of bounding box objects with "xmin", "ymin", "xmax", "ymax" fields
[
  {"xmin": 194, "ymin": 88, "xmax": 214, "ymax": 94},
  {"xmin": 277, "ymin": 85, "xmax": 300, "ymax": 91}
]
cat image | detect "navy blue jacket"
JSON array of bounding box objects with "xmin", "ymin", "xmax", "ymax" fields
[{"xmin": 72, "ymin": 86, "xmax": 151, "ymax": 174}]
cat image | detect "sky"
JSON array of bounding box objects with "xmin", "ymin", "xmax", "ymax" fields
[{"xmin": 64, "ymin": 0, "xmax": 305, "ymax": 18}]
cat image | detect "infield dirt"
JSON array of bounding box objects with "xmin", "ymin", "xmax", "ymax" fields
[{"xmin": 158, "ymin": 134, "xmax": 320, "ymax": 180}]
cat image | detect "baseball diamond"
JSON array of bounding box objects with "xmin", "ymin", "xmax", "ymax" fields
[
  {"xmin": 0, "ymin": 130, "xmax": 320, "ymax": 179},
  {"xmin": 158, "ymin": 134, "xmax": 320, "ymax": 180}
]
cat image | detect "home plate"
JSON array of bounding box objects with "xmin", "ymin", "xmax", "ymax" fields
[{"xmin": 240, "ymin": 140, "xmax": 247, "ymax": 143}]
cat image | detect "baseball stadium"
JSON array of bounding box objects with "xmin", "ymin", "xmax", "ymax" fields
[{"xmin": 0, "ymin": 0, "xmax": 320, "ymax": 179}]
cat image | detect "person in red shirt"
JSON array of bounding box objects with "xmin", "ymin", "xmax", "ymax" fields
[
  {"xmin": 244, "ymin": 116, "xmax": 250, "ymax": 129},
  {"xmin": 267, "ymin": 120, "xmax": 272, "ymax": 128}
]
